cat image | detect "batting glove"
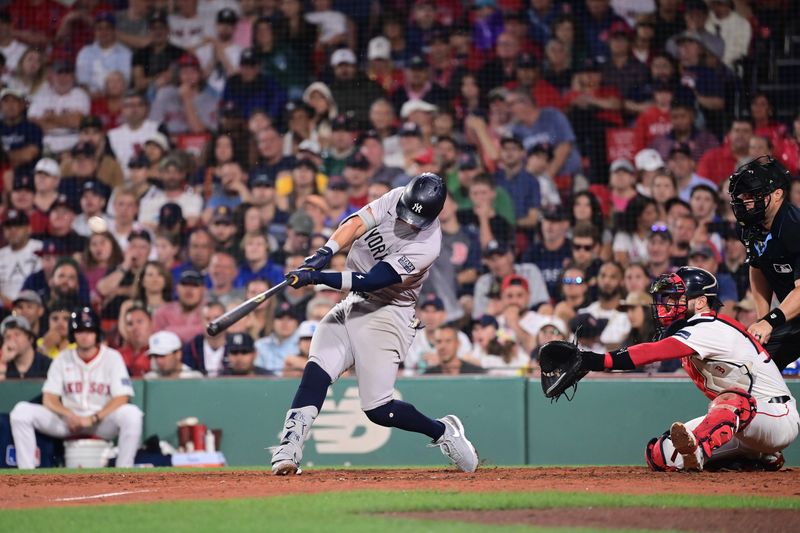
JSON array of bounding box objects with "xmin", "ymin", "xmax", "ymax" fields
[
  {"xmin": 286, "ymin": 269, "xmax": 318, "ymax": 288},
  {"xmin": 303, "ymin": 246, "xmax": 333, "ymax": 270}
]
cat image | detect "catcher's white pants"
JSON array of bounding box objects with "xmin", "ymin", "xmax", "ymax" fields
[
  {"xmin": 660, "ymin": 398, "xmax": 800, "ymax": 469},
  {"xmin": 309, "ymin": 293, "xmax": 418, "ymax": 411},
  {"xmin": 10, "ymin": 402, "xmax": 144, "ymax": 469}
]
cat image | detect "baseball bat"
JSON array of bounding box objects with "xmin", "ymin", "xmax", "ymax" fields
[{"xmin": 206, "ymin": 279, "xmax": 290, "ymax": 336}]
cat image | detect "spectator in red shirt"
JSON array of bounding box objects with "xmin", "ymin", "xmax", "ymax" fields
[
  {"xmin": 9, "ymin": 0, "xmax": 67, "ymax": 49},
  {"xmin": 632, "ymin": 80, "xmax": 674, "ymax": 153},
  {"xmin": 697, "ymin": 118, "xmax": 753, "ymax": 185},
  {"xmin": 367, "ymin": 36, "xmax": 403, "ymax": 95},
  {"xmin": 507, "ymin": 53, "xmax": 564, "ymax": 110},
  {"xmin": 116, "ymin": 302, "xmax": 152, "ymax": 378},
  {"xmin": 90, "ymin": 70, "xmax": 126, "ymax": 131}
]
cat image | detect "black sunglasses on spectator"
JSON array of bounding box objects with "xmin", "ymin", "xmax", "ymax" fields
[{"xmin": 572, "ymin": 243, "xmax": 593, "ymax": 251}]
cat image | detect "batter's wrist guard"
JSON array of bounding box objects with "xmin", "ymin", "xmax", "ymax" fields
[{"xmin": 762, "ymin": 308, "xmax": 786, "ymax": 328}]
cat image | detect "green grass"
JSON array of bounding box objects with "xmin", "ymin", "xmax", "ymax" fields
[{"xmin": 1, "ymin": 490, "xmax": 798, "ymax": 533}]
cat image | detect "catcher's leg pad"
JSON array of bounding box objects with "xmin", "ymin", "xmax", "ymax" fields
[
  {"xmin": 693, "ymin": 388, "xmax": 757, "ymax": 457},
  {"xmin": 645, "ymin": 432, "xmax": 676, "ymax": 472}
]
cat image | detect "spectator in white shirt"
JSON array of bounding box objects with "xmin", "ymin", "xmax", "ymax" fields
[
  {"xmin": 0, "ymin": 210, "xmax": 41, "ymax": 305},
  {"xmin": 108, "ymin": 90, "xmax": 162, "ymax": 175},
  {"xmin": 578, "ymin": 261, "xmax": 631, "ymax": 350},
  {"xmin": 28, "ymin": 60, "xmax": 90, "ymax": 155},
  {"xmin": 75, "ymin": 12, "xmax": 132, "ymax": 96},
  {"xmin": 706, "ymin": 0, "xmax": 751, "ymax": 68},
  {"xmin": 168, "ymin": 0, "xmax": 208, "ymax": 51},
  {"xmin": 0, "ymin": 10, "xmax": 27, "ymax": 76}
]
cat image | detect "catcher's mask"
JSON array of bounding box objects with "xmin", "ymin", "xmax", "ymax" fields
[
  {"xmin": 729, "ymin": 155, "xmax": 789, "ymax": 229},
  {"xmin": 649, "ymin": 267, "xmax": 719, "ymax": 337}
]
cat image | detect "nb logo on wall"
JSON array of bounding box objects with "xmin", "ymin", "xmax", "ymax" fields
[
  {"xmin": 309, "ymin": 387, "xmax": 399, "ymax": 454},
  {"xmin": 411, "ymin": 203, "xmax": 423, "ymax": 214}
]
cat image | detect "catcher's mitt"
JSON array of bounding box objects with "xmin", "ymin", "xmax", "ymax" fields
[{"xmin": 539, "ymin": 340, "xmax": 589, "ymax": 400}]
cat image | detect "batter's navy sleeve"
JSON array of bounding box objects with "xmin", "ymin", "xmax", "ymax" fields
[{"xmin": 314, "ymin": 262, "xmax": 402, "ymax": 292}]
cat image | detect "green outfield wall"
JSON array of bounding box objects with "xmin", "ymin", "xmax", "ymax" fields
[{"xmin": 2, "ymin": 378, "xmax": 799, "ymax": 466}]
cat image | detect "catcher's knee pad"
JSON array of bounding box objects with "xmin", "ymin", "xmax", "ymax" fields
[
  {"xmin": 645, "ymin": 433, "xmax": 676, "ymax": 472},
  {"xmin": 694, "ymin": 389, "xmax": 757, "ymax": 457}
]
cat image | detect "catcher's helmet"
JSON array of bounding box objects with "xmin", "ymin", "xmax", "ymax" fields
[
  {"xmin": 68, "ymin": 306, "xmax": 101, "ymax": 343},
  {"xmin": 396, "ymin": 172, "xmax": 446, "ymax": 229},
  {"xmin": 650, "ymin": 267, "xmax": 719, "ymax": 335},
  {"xmin": 729, "ymin": 155, "xmax": 790, "ymax": 228}
]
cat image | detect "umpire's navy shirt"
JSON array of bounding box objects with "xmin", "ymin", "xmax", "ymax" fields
[{"xmin": 749, "ymin": 200, "xmax": 800, "ymax": 301}]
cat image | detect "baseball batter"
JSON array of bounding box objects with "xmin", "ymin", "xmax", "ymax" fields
[
  {"xmin": 10, "ymin": 307, "xmax": 143, "ymax": 469},
  {"xmin": 271, "ymin": 173, "xmax": 479, "ymax": 475}
]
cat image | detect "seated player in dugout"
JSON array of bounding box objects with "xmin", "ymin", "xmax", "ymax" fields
[
  {"xmin": 270, "ymin": 173, "xmax": 480, "ymax": 475},
  {"xmin": 728, "ymin": 156, "xmax": 800, "ymax": 371},
  {"xmin": 546, "ymin": 267, "xmax": 799, "ymax": 472}
]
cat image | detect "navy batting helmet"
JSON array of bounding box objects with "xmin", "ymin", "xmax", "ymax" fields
[
  {"xmin": 729, "ymin": 155, "xmax": 790, "ymax": 228},
  {"xmin": 68, "ymin": 306, "xmax": 101, "ymax": 343},
  {"xmin": 396, "ymin": 172, "xmax": 446, "ymax": 229},
  {"xmin": 650, "ymin": 266, "xmax": 719, "ymax": 336}
]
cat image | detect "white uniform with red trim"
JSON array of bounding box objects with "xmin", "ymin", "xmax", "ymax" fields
[
  {"xmin": 661, "ymin": 313, "xmax": 800, "ymax": 469},
  {"xmin": 9, "ymin": 345, "xmax": 143, "ymax": 469}
]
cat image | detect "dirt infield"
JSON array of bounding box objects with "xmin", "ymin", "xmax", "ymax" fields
[{"xmin": 2, "ymin": 466, "xmax": 800, "ymax": 510}]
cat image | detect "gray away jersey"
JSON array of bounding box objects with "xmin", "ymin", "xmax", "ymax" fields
[{"xmin": 345, "ymin": 187, "xmax": 441, "ymax": 306}]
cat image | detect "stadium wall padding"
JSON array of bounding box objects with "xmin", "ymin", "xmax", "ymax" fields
[{"xmin": 2, "ymin": 378, "xmax": 799, "ymax": 466}]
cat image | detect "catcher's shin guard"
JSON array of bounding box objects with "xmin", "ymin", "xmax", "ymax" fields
[
  {"xmin": 271, "ymin": 405, "xmax": 318, "ymax": 475},
  {"xmin": 645, "ymin": 432, "xmax": 676, "ymax": 472},
  {"xmin": 692, "ymin": 389, "xmax": 757, "ymax": 458}
]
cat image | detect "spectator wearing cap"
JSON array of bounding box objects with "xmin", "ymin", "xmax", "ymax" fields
[
  {"xmin": 323, "ymin": 175, "xmax": 358, "ymax": 226},
  {"xmin": 721, "ymin": 226, "xmax": 748, "ymax": 300},
  {"xmin": 578, "ymin": 261, "xmax": 631, "ymax": 350},
  {"xmin": 8, "ymin": 170, "xmax": 36, "ymax": 226},
  {"xmin": 114, "ymin": 303, "xmax": 152, "ymax": 377},
  {"xmin": 494, "ymin": 273, "xmax": 546, "ymax": 354},
  {"xmin": 150, "ymin": 52, "xmax": 219, "ymax": 136},
  {"xmin": 576, "ymin": 0, "xmax": 628, "ymax": 59},
  {"xmin": 253, "ymin": 126, "xmax": 296, "ymax": 183},
  {"xmin": 181, "ymin": 301, "xmax": 226, "ymax": 376},
  {"xmin": 108, "ymin": 91, "xmax": 162, "ymax": 174},
  {"xmin": 234, "ymin": 232, "xmax": 284, "ymax": 289},
  {"xmin": 328, "ymin": 48, "xmax": 385, "ymax": 126},
  {"xmin": 192, "ymin": 7, "xmax": 243, "ymax": 95},
  {"xmin": 425, "ymin": 324, "xmax": 485, "ymax": 375},
  {"xmin": 147, "ymin": 154, "xmax": 203, "ymax": 228},
  {"xmin": 665, "ymin": 142, "xmax": 717, "ymax": 203},
  {"xmin": 207, "ymin": 206, "xmax": 239, "ymax": 256},
  {"xmin": 608, "ymin": 158, "xmax": 638, "ymax": 215},
  {"xmin": 636, "ymin": 150, "xmax": 668, "ymax": 200},
  {"xmin": 144, "ymin": 331, "xmax": 203, "ymax": 379},
  {"xmin": 75, "ymin": 13, "xmax": 132, "ymax": 96},
  {"xmin": 600, "ymin": 21, "xmax": 649, "ymax": 114},
  {"xmin": 495, "ymin": 134, "xmax": 541, "ymax": 229},
  {"xmin": 631, "ymin": 82, "xmax": 674, "ymax": 154},
  {"xmin": 202, "ymin": 162, "xmax": 252, "ymax": 224},
  {"xmin": 390, "ymin": 54, "xmax": 449, "ymax": 114},
  {"xmin": 366, "ymin": 35, "xmax": 403, "ymax": 95},
  {"xmin": 224, "ymin": 332, "xmax": 273, "ymax": 376},
  {"xmin": 697, "ymin": 118, "xmax": 754, "ymax": 186},
  {"xmin": 396, "ymin": 121, "xmax": 433, "ymax": 177},
  {"xmin": 252, "ymin": 17, "xmax": 308, "ymax": 99},
  {"xmin": 457, "ymin": 174, "xmax": 515, "ymax": 250},
  {"xmin": 27, "ymin": 59, "xmax": 90, "ymax": 155},
  {"xmin": 473, "ymin": 240, "xmax": 548, "ymax": 319},
  {"xmin": 360, "ymin": 129, "xmax": 407, "ymax": 188},
  {"xmin": 0, "ymin": 315, "xmax": 50, "ymax": 380},
  {"xmin": 131, "ymin": 9, "xmax": 184, "ymax": 93},
  {"xmin": 506, "ymin": 88, "xmax": 582, "ymax": 179},
  {"xmin": 152, "ymin": 268, "xmax": 206, "ymax": 343},
  {"xmin": 665, "ymin": 2, "xmax": 723, "ymax": 70},
  {"xmin": 341, "ymin": 152, "xmax": 373, "ymax": 209},
  {"xmin": 522, "ymin": 205, "xmax": 573, "ymax": 299},
  {"xmin": 645, "ymin": 224, "xmax": 675, "ymax": 278},
  {"xmin": 406, "ymin": 294, "xmax": 473, "ymax": 374},
  {"xmin": 13, "ymin": 290, "xmax": 45, "ymax": 338},
  {"xmin": 20, "ymin": 241, "xmax": 90, "ymax": 307},
  {"xmin": 282, "ymin": 320, "xmax": 317, "ymax": 378},
  {"xmin": 0, "ymin": 87, "xmax": 43, "ymax": 171},
  {"xmin": 0, "ymin": 210, "xmax": 42, "ymax": 305},
  {"xmin": 255, "ymin": 301, "xmax": 300, "ymax": 375},
  {"xmin": 222, "ymin": 47, "xmax": 286, "ymax": 124},
  {"xmin": 303, "ymin": 81, "xmax": 338, "ymax": 149},
  {"xmin": 508, "ymin": 52, "xmax": 565, "ymax": 111},
  {"xmin": 208, "ymin": 251, "xmax": 243, "ymax": 308},
  {"xmin": 618, "ymin": 291, "xmax": 657, "ymax": 345},
  {"xmin": 72, "ymin": 180, "xmax": 111, "ymax": 237},
  {"xmin": 31, "ymin": 194, "xmax": 86, "ymax": 255},
  {"xmin": 323, "ymin": 114, "xmax": 360, "ymax": 178},
  {"xmin": 70, "ymin": 115, "xmax": 124, "ymax": 188},
  {"xmin": 706, "ymin": 0, "xmax": 751, "ymax": 69},
  {"xmin": 687, "ymin": 243, "xmax": 737, "ymax": 312}
]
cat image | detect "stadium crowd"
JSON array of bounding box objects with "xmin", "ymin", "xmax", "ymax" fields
[{"xmin": 0, "ymin": 0, "xmax": 796, "ymax": 381}]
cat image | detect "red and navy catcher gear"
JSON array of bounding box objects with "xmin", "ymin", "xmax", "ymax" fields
[
  {"xmin": 68, "ymin": 306, "xmax": 102, "ymax": 343},
  {"xmin": 396, "ymin": 172, "xmax": 446, "ymax": 230},
  {"xmin": 650, "ymin": 266, "xmax": 719, "ymax": 337}
]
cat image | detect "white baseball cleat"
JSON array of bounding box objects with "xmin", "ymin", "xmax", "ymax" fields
[
  {"xmin": 670, "ymin": 422, "xmax": 703, "ymax": 472},
  {"xmin": 270, "ymin": 406, "xmax": 317, "ymax": 476},
  {"xmin": 430, "ymin": 415, "xmax": 479, "ymax": 473}
]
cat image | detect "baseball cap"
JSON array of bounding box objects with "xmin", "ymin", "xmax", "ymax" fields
[
  {"xmin": 0, "ymin": 315, "xmax": 33, "ymax": 337},
  {"xmin": 13, "ymin": 169, "xmax": 35, "ymax": 192},
  {"xmin": 35, "ymin": 239, "xmax": 66, "ymax": 257},
  {"xmin": 128, "ymin": 228, "xmax": 152, "ymax": 243},
  {"xmin": 79, "ymin": 115, "xmax": 103, "ymax": 131},
  {"xmin": 178, "ymin": 269, "xmax": 205, "ymax": 286},
  {"xmin": 330, "ymin": 48, "xmax": 357, "ymax": 67},
  {"xmin": 345, "ymin": 151, "xmax": 370, "ymax": 170},
  {"xmin": 288, "ymin": 211, "xmax": 313, "ymax": 235},
  {"xmin": 473, "ymin": 314, "xmax": 499, "ymax": 329},
  {"xmin": 95, "ymin": 11, "xmax": 115, "ymax": 25},
  {"xmin": 575, "ymin": 57, "xmax": 602, "ymax": 73},
  {"xmin": 500, "ymin": 133, "xmax": 524, "ymax": 149},
  {"xmin": 675, "ymin": 30, "xmax": 704, "ymax": 46},
  {"xmin": 294, "ymin": 158, "xmax": 319, "ymax": 173},
  {"xmin": 219, "ymin": 100, "xmax": 242, "ymax": 118},
  {"xmin": 419, "ymin": 293, "xmax": 445, "ymax": 310},
  {"xmin": 487, "ymin": 87, "xmax": 508, "ymax": 102},
  {"xmin": 3, "ymin": 209, "xmax": 29, "ymax": 227},
  {"xmin": 274, "ymin": 301, "xmax": 299, "ymax": 320},
  {"xmin": 227, "ymin": 332, "xmax": 255, "ymax": 353},
  {"xmin": 298, "ymin": 139, "xmax": 322, "ymax": 157},
  {"xmin": 609, "ymin": 158, "xmax": 635, "ymax": 174},
  {"xmin": 0, "ymin": 87, "xmax": 26, "ymax": 100},
  {"xmin": 148, "ymin": 331, "xmax": 182, "ymax": 356},
  {"xmin": 689, "ymin": 243, "xmax": 716, "ymax": 260},
  {"xmin": 483, "ymin": 239, "xmax": 510, "ymax": 257},
  {"xmin": 211, "ymin": 205, "xmax": 234, "ymax": 225},
  {"xmin": 327, "ymin": 175, "xmax": 348, "ymax": 191},
  {"xmin": 52, "ymin": 59, "xmax": 74, "ymax": 73},
  {"xmin": 669, "ymin": 142, "xmax": 692, "ymax": 158},
  {"xmin": 608, "ymin": 20, "xmax": 633, "ymax": 38},
  {"xmin": 331, "ymin": 114, "xmax": 357, "ymax": 131},
  {"xmin": 527, "ymin": 143, "xmax": 552, "ymax": 158},
  {"xmin": 398, "ymin": 122, "xmax": 422, "ymax": 137},
  {"xmin": 542, "ymin": 205, "xmax": 568, "ymax": 221},
  {"xmin": 177, "ymin": 53, "xmax": 201, "ymax": 69},
  {"xmin": 367, "ymin": 36, "xmax": 391, "ymax": 60},
  {"xmin": 50, "ymin": 194, "xmax": 76, "ymax": 213},
  {"xmin": 539, "ymin": 316, "xmax": 568, "ymax": 336},
  {"xmin": 216, "ymin": 7, "xmax": 238, "ymax": 24},
  {"xmin": 248, "ymin": 169, "xmax": 274, "ymax": 188},
  {"xmin": 81, "ymin": 179, "xmax": 110, "ymax": 199},
  {"xmin": 619, "ymin": 291, "xmax": 653, "ymax": 309},
  {"xmin": 128, "ymin": 152, "xmax": 150, "ymax": 168},
  {"xmin": 71, "ymin": 141, "xmax": 96, "ymax": 157},
  {"xmin": 501, "ymin": 273, "xmax": 529, "ymax": 294},
  {"xmin": 517, "ymin": 52, "xmax": 537, "ymax": 69},
  {"xmin": 407, "ymin": 55, "xmax": 428, "ymax": 70},
  {"xmin": 286, "ymin": 99, "xmax": 314, "ymax": 117},
  {"xmin": 34, "ymin": 157, "xmax": 60, "ymax": 177},
  {"xmin": 458, "ymin": 151, "xmax": 479, "ymax": 170},
  {"xmin": 297, "ymin": 320, "xmax": 318, "ymax": 339},
  {"xmin": 145, "ymin": 132, "xmax": 170, "ymax": 152},
  {"xmin": 159, "ymin": 203, "xmax": 183, "ymax": 227},
  {"xmin": 569, "ymin": 313, "xmax": 608, "ymax": 339},
  {"xmin": 239, "ymin": 47, "xmax": 259, "ymax": 65},
  {"xmin": 14, "ymin": 290, "xmax": 43, "ymax": 307},
  {"xmin": 634, "ymin": 148, "xmax": 665, "ymax": 172},
  {"xmin": 159, "ymin": 155, "xmax": 185, "ymax": 172},
  {"xmin": 400, "ymin": 99, "xmax": 437, "ymax": 119}
]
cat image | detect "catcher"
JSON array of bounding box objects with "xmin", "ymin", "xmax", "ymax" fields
[{"xmin": 540, "ymin": 266, "xmax": 800, "ymax": 471}]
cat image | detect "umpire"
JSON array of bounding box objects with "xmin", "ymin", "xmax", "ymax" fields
[{"xmin": 729, "ymin": 156, "xmax": 800, "ymax": 370}]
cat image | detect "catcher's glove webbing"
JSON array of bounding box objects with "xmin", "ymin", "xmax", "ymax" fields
[{"xmin": 539, "ymin": 340, "xmax": 589, "ymax": 401}]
